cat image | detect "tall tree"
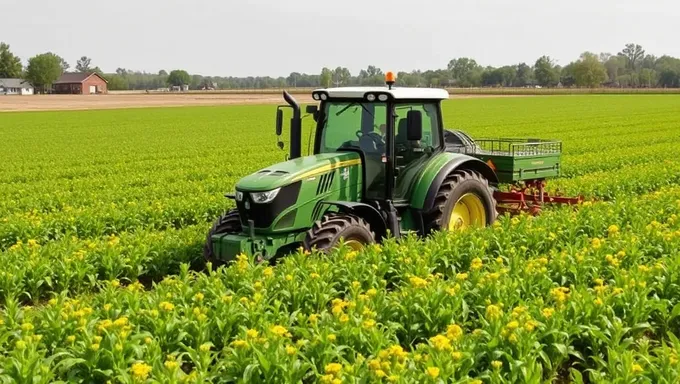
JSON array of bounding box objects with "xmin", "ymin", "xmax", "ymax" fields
[
  {"xmin": 59, "ymin": 58, "xmax": 70, "ymax": 72},
  {"xmin": 0, "ymin": 42, "xmax": 22, "ymax": 78},
  {"xmin": 332, "ymin": 67, "xmax": 351, "ymax": 86},
  {"xmin": 604, "ymin": 56, "xmax": 626, "ymax": 83},
  {"xmin": 618, "ymin": 43, "xmax": 645, "ymax": 71},
  {"xmin": 166, "ymin": 70, "xmax": 191, "ymax": 86},
  {"xmin": 447, "ymin": 58, "xmax": 480, "ymax": 85},
  {"xmin": 76, "ymin": 56, "xmax": 92, "ymax": 72},
  {"xmin": 573, "ymin": 52, "xmax": 607, "ymax": 87},
  {"xmin": 534, "ymin": 56, "xmax": 560, "ymax": 87},
  {"xmin": 158, "ymin": 69, "xmax": 168, "ymax": 76},
  {"xmin": 116, "ymin": 68, "xmax": 128, "ymax": 76},
  {"xmin": 515, "ymin": 63, "xmax": 533, "ymax": 86},
  {"xmin": 25, "ymin": 52, "xmax": 65, "ymax": 93},
  {"xmin": 320, "ymin": 68, "xmax": 332, "ymax": 88}
]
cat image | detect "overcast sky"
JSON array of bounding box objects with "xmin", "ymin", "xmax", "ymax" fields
[{"xmin": 2, "ymin": 0, "xmax": 678, "ymax": 77}]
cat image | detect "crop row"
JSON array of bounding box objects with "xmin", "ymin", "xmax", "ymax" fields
[{"xmin": 2, "ymin": 185, "xmax": 680, "ymax": 383}]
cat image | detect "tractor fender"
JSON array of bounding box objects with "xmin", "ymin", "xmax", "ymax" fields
[
  {"xmin": 421, "ymin": 156, "xmax": 498, "ymax": 213},
  {"xmin": 318, "ymin": 201, "xmax": 387, "ymax": 241}
]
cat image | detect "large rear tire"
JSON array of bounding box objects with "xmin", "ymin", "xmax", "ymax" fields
[
  {"xmin": 426, "ymin": 170, "xmax": 496, "ymax": 234},
  {"xmin": 204, "ymin": 209, "xmax": 242, "ymax": 265},
  {"xmin": 303, "ymin": 213, "xmax": 375, "ymax": 253}
]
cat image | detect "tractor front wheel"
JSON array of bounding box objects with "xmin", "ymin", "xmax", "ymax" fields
[
  {"xmin": 204, "ymin": 209, "xmax": 242, "ymax": 266},
  {"xmin": 426, "ymin": 170, "xmax": 496, "ymax": 233},
  {"xmin": 304, "ymin": 213, "xmax": 375, "ymax": 253}
]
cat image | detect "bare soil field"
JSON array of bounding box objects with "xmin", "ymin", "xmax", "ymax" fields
[{"xmin": 0, "ymin": 93, "xmax": 530, "ymax": 112}]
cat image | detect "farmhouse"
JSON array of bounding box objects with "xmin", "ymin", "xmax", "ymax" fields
[
  {"xmin": 0, "ymin": 79, "xmax": 34, "ymax": 95},
  {"xmin": 53, "ymin": 73, "xmax": 108, "ymax": 95}
]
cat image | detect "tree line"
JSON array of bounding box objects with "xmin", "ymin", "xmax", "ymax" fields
[{"xmin": 1, "ymin": 42, "xmax": 680, "ymax": 92}]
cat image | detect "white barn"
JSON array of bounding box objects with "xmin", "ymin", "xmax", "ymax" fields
[{"xmin": 0, "ymin": 79, "xmax": 34, "ymax": 95}]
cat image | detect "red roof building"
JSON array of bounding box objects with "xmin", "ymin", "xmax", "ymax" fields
[{"xmin": 54, "ymin": 72, "xmax": 108, "ymax": 95}]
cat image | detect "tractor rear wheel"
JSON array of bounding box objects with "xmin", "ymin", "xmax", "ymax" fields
[
  {"xmin": 426, "ymin": 170, "xmax": 496, "ymax": 233},
  {"xmin": 204, "ymin": 209, "xmax": 242, "ymax": 265},
  {"xmin": 304, "ymin": 213, "xmax": 375, "ymax": 253}
]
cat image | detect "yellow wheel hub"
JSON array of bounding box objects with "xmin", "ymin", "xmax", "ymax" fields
[
  {"xmin": 343, "ymin": 239, "xmax": 365, "ymax": 250},
  {"xmin": 448, "ymin": 193, "xmax": 487, "ymax": 230}
]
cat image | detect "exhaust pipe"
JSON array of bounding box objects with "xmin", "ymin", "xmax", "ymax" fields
[{"xmin": 283, "ymin": 91, "xmax": 302, "ymax": 160}]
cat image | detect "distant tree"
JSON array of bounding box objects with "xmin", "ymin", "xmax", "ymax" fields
[
  {"xmin": 332, "ymin": 67, "xmax": 351, "ymax": 86},
  {"xmin": 158, "ymin": 69, "xmax": 168, "ymax": 76},
  {"xmin": 286, "ymin": 72, "xmax": 301, "ymax": 87},
  {"xmin": 604, "ymin": 56, "xmax": 626, "ymax": 84},
  {"xmin": 76, "ymin": 56, "xmax": 92, "ymax": 72},
  {"xmin": 515, "ymin": 63, "xmax": 533, "ymax": 86},
  {"xmin": 560, "ymin": 63, "xmax": 576, "ymax": 87},
  {"xmin": 60, "ymin": 58, "xmax": 70, "ymax": 72},
  {"xmin": 107, "ymin": 74, "xmax": 129, "ymax": 90},
  {"xmin": 116, "ymin": 68, "xmax": 128, "ymax": 76},
  {"xmin": 618, "ymin": 43, "xmax": 645, "ymax": 71},
  {"xmin": 534, "ymin": 56, "xmax": 560, "ymax": 87},
  {"xmin": 0, "ymin": 42, "xmax": 22, "ymax": 78},
  {"xmin": 447, "ymin": 58, "xmax": 480, "ymax": 85},
  {"xmin": 320, "ymin": 67, "xmax": 332, "ymax": 88},
  {"xmin": 25, "ymin": 52, "xmax": 65, "ymax": 93},
  {"xmin": 166, "ymin": 70, "xmax": 191, "ymax": 86},
  {"xmin": 573, "ymin": 52, "xmax": 607, "ymax": 87}
]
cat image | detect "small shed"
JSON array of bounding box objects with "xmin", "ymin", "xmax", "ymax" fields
[
  {"xmin": 54, "ymin": 73, "xmax": 108, "ymax": 95},
  {"xmin": 0, "ymin": 79, "xmax": 34, "ymax": 95}
]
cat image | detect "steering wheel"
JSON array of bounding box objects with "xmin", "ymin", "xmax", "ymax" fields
[{"xmin": 356, "ymin": 130, "xmax": 385, "ymax": 151}]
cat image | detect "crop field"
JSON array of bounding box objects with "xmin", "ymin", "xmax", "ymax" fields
[{"xmin": 1, "ymin": 95, "xmax": 680, "ymax": 383}]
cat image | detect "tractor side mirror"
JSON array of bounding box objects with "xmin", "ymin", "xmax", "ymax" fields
[
  {"xmin": 406, "ymin": 110, "xmax": 423, "ymax": 141},
  {"xmin": 275, "ymin": 108, "xmax": 284, "ymax": 136},
  {"xmin": 306, "ymin": 105, "xmax": 320, "ymax": 122}
]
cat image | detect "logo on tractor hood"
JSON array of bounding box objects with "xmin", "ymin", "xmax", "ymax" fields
[{"xmin": 341, "ymin": 167, "xmax": 350, "ymax": 181}]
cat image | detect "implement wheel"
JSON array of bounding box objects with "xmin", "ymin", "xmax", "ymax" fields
[
  {"xmin": 204, "ymin": 209, "xmax": 242, "ymax": 266},
  {"xmin": 304, "ymin": 213, "xmax": 375, "ymax": 253},
  {"xmin": 426, "ymin": 170, "xmax": 497, "ymax": 233}
]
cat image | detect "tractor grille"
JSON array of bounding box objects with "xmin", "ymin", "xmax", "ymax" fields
[
  {"xmin": 236, "ymin": 181, "xmax": 301, "ymax": 229},
  {"xmin": 316, "ymin": 172, "xmax": 335, "ymax": 195}
]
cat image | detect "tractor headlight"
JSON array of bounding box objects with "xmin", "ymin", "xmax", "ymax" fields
[
  {"xmin": 235, "ymin": 191, "xmax": 244, "ymax": 201},
  {"xmin": 250, "ymin": 188, "xmax": 281, "ymax": 204},
  {"xmin": 366, "ymin": 93, "xmax": 376, "ymax": 101}
]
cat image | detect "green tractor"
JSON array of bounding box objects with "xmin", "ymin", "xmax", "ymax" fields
[{"xmin": 205, "ymin": 75, "xmax": 578, "ymax": 264}]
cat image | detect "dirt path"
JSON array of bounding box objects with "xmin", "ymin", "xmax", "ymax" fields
[{"xmin": 0, "ymin": 93, "xmax": 528, "ymax": 112}]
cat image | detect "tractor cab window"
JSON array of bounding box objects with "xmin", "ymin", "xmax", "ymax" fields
[
  {"xmin": 319, "ymin": 101, "xmax": 387, "ymax": 154},
  {"xmin": 393, "ymin": 102, "xmax": 441, "ymax": 200}
]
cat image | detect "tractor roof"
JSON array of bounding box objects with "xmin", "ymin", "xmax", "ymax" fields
[{"xmin": 313, "ymin": 86, "xmax": 449, "ymax": 100}]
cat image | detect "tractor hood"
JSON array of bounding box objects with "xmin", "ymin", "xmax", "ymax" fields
[{"xmin": 236, "ymin": 152, "xmax": 362, "ymax": 191}]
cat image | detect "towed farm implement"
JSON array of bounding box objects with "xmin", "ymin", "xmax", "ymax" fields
[{"xmin": 205, "ymin": 73, "xmax": 582, "ymax": 264}]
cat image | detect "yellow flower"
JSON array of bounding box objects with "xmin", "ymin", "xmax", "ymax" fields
[
  {"xmin": 270, "ymin": 325, "xmax": 288, "ymax": 337},
  {"xmin": 352, "ymin": 281, "xmax": 361, "ymax": 289},
  {"xmin": 194, "ymin": 292, "xmax": 204, "ymax": 301},
  {"xmin": 470, "ymin": 258, "xmax": 483, "ymax": 271},
  {"xmin": 524, "ymin": 320, "xmax": 538, "ymax": 332},
  {"xmin": 325, "ymin": 363, "xmax": 342, "ymax": 375},
  {"xmin": 131, "ymin": 362, "xmax": 152, "ymax": 380},
  {"xmin": 456, "ymin": 273, "xmax": 468, "ymax": 281},
  {"xmin": 327, "ymin": 334, "xmax": 337, "ymax": 342},
  {"xmin": 508, "ymin": 333, "xmax": 519, "ymax": 343},
  {"xmin": 594, "ymin": 298, "xmax": 604, "ymax": 306},
  {"xmin": 263, "ymin": 267, "xmax": 274, "ymax": 277},
  {"xmin": 308, "ymin": 314, "xmax": 319, "ymax": 324},
  {"xmin": 471, "ymin": 380, "xmax": 483, "ymax": 384},
  {"xmin": 612, "ymin": 287, "xmax": 624, "ymax": 296},
  {"xmin": 506, "ymin": 321, "xmax": 519, "ymax": 330},
  {"xmin": 159, "ymin": 301, "xmax": 174, "ymax": 311},
  {"xmin": 91, "ymin": 343, "xmax": 100, "ymax": 351},
  {"xmin": 375, "ymin": 369, "xmax": 387, "ymax": 378},
  {"xmin": 115, "ymin": 343, "xmax": 123, "ymax": 351},
  {"xmin": 632, "ymin": 364, "xmax": 643, "ymax": 374},
  {"xmin": 541, "ymin": 307, "xmax": 555, "ymax": 319},
  {"xmin": 164, "ymin": 360, "xmax": 178, "ymax": 370},
  {"xmin": 199, "ymin": 343, "xmax": 211, "ymax": 352},
  {"xmin": 409, "ymin": 276, "xmax": 428, "ymax": 288},
  {"xmin": 366, "ymin": 288, "xmax": 378, "ymax": 297},
  {"xmin": 286, "ymin": 345, "xmax": 297, "ymax": 355},
  {"xmin": 246, "ymin": 329, "xmax": 259, "ymax": 339},
  {"xmin": 363, "ymin": 319, "xmax": 376, "ymax": 329},
  {"xmin": 429, "ymin": 334, "xmax": 451, "ymax": 351},
  {"xmin": 446, "ymin": 324, "xmax": 463, "ymax": 341},
  {"xmin": 591, "ymin": 238, "xmax": 602, "ymax": 249},
  {"xmin": 310, "ymin": 273, "xmax": 321, "ymax": 279},
  {"xmin": 426, "ymin": 367, "xmax": 440, "ymax": 378},
  {"xmin": 111, "ymin": 279, "xmax": 120, "ymax": 288},
  {"xmin": 607, "ymin": 224, "xmax": 619, "ymax": 236},
  {"xmin": 67, "ymin": 335, "xmax": 76, "ymax": 343},
  {"xmin": 285, "ymin": 274, "xmax": 293, "ymax": 281},
  {"xmin": 113, "ymin": 317, "xmax": 129, "ymax": 327},
  {"xmin": 144, "ymin": 337, "xmax": 152, "ymax": 345},
  {"xmin": 485, "ymin": 304, "xmax": 503, "ymax": 321},
  {"xmin": 15, "ymin": 340, "xmax": 26, "ymax": 350},
  {"xmin": 491, "ymin": 360, "xmax": 503, "ymax": 369},
  {"xmin": 231, "ymin": 339, "xmax": 248, "ymax": 348},
  {"xmin": 344, "ymin": 251, "xmax": 357, "ymax": 261},
  {"xmin": 451, "ymin": 351, "xmax": 462, "ymax": 360},
  {"xmin": 320, "ymin": 374, "xmax": 334, "ymax": 384}
]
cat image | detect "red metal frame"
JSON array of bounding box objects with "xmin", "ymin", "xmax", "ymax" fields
[{"xmin": 494, "ymin": 179, "xmax": 583, "ymax": 216}]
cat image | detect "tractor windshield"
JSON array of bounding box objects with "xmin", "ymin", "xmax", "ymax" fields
[{"xmin": 318, "ymin": 101, "xmax": 387, "ymax": 154}]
